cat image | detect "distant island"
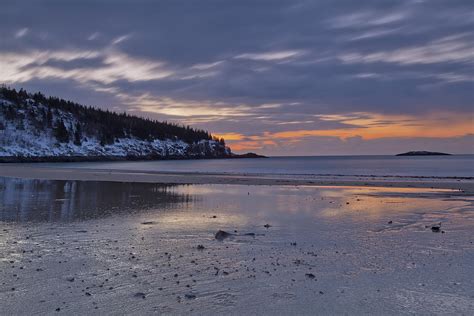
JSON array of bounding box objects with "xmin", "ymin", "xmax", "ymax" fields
[
  {"xmin": 396, "ymin": 151, "xmax": 451, "ymax": 156},
  {"xmin": 231, "ymin": 152, "xmax": 267, "ymax": 159},
  {"xmin": 0, "ymin": 86, "xmax": 263, "ymax": 162}
]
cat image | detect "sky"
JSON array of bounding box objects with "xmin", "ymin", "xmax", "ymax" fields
[{"xmin": 1, "ymin": 0, "xmax": 473, "ymax": 155}]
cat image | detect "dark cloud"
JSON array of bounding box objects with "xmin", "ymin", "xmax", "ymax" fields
[{"xmin": 1, "ymin": 0, "xmax": 472, "ymax": 154}]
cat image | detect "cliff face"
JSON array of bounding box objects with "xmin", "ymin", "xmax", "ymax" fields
[{"xmin": 0, "ymin": 90, "xmax": 231, "ymax": 161}]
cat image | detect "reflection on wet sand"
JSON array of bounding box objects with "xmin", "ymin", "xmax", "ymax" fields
[
  {"xmin": 0, "ymin": 178, "xmax": 193, "ymax": 222},
  {"xmin": 1, "ymin": 178, "xmax": 474, "ymax": 315}
]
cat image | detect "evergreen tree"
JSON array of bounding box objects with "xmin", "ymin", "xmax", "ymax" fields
[
  {"xmin": 46, "ymin": 109, "xmax": 53, "ymax": 128},
  {"xmin": 73, "ymin": 122, "xmax": 82, "ymax": 146},
  {"xmin": 54, "ymin": 119, "xmax": 69, "ymax": 143}
]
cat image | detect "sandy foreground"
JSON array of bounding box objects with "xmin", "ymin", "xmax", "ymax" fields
[
  {"xmin": 0, "ymin": 166, "xmax": 474, "ymax": 315},
  {"xmin": 0, "ymin": 164, "xmax": 473, "ymax": 192}
]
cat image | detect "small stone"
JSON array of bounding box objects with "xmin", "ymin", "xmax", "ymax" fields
[
  {"xmin": 134, "ymin": 292, "xmax": 146, "ymax": 299},
  {"xmin": 215, "ymin": 230, "xmax": 232, "ymax": 241},
  {"xmin": 185, "ymin": 293, "xmax": 196, "ymax": 300}
]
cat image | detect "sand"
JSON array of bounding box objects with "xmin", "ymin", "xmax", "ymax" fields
[
  {"xmin": 0, "ymin": 164, "xmax": 473, "ymax": 192},
  {"xmin": 1, "ymin": 167, "xmax": 474, "ymax": 315}
]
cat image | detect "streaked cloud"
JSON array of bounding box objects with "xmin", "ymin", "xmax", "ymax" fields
[
  {"xmin": 339, "ymin": 34, "xmax": 474, "ymax": 65},
  {"xmin": 14, "ymin": 27, "xmax": 29, "ymax": 38},
  {"xmin": 327, "ymin": 9, "xmax": 410, "ymax": 29},
  {"xmin": 112, "ymin": 34, "xmax": 131, "ymax": 45},
  {"xmin": 235, "ymin": 50, "xmax": 304, "ymax": 61},
  {"xmin": 190, "ymin": 61, "xmax": 224, "ymax": 70},
  {"xmin": 87, "ymin": 32, "xmax": 100, "ymax": 41},
  {"xmin": 0, "ymin": 48, "xmax": 173, "ymax": 85}
]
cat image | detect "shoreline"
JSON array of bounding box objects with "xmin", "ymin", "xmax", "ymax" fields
[
  {"xmin": 0, "ymin": 164, "xmax": 473, "ymax": 193},
  {"xmin": 0, "ymin": 153, "xmax": 266, "ymax": 163}
]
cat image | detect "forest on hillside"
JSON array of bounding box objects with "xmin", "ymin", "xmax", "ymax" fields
[{"xmin": 0, "ymin": 86, "xmax": 225, "ymax": 146}]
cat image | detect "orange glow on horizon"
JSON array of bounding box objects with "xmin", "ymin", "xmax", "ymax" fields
[{"xmin": 216, "ymin": 111, "xmax": 474, "ymax": 152}]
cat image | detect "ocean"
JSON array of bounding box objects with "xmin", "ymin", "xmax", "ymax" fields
[{"xmin": 40, "ymin": 155, "xmax": 474, "ymax": 178}]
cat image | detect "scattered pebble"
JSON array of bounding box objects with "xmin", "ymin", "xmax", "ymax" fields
[
  {"xmin": 215, "ymin": 230, "xmax": 232, "ymax": 241},
  {"xmin": 185, "ymin": 293, "xmax": 196, "ymax": 300},
  {"xmin": 133, "ymin": 292, "xmax": 146, "ymax": 299}
]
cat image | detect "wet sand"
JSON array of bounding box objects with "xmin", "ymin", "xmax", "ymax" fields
[
  {"xmin": 1, "ymin": 177, "xmax": 473, "ymax": 315},
  {"xmin": 0, "ymin": 164, "xmax": 473, "ymax": 193}
]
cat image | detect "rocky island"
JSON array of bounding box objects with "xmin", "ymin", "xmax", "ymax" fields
[{"xmin": 396, "ymin": 151, "xmax": 451, "ymax": 156}]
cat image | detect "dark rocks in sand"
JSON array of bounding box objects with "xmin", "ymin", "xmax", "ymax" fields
[
  {"xmin": 305, "ymin": 273, "xmax": 316, "ymax": 279},
  {"xmin": 134, "ymin": 292, "xmax": 146, "ymax": 299},
  {"xmin": 388, "ymin": 221, "xmax": 393, "ymax": 224},
  {"xmin": 215, "ymin": 230, "xmax": 232, "ymax": 241},
  {"xmin": 263, "ymin": 224, "xmax": 271, "ymax": 228},
  {"xmin": 185, "ymin": 293, "xmax": 196, "ymax": 300},
  {"xmin": 431, "ymin": 225, "xmax": 441, "ymax": 232},
  {"xmin": 66, "ymin": 277, "xmax": 75, "ymax": 282},
  {"xmin": 196, "ymin": 245, "xmax": 205, "ymax": 250},
  {"xmin": 215, "ymin": 230, "xmax": 257, "ymax": 240},
  {"xmin": 141, "ymin": 221, "xmax": 156, "ymax": 225},
  {"xmin": 291, "ymin": 242, "xmax": 297, "ymax": 246}
]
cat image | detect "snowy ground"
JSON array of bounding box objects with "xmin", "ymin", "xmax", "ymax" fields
[{"xmin": 1, "ymin": 179, "xmax": 473, "ymax": 315}]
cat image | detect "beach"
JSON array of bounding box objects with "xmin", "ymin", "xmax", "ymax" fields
[
  {"xmin": 1, "ymin": 164, "xmax": 474, "ymax": 315},
  {"xmin": 2, "ymin": 0, "xmax": 473, "ymax": 313},
  {"xmin": 0, "ymin": 163, "xmax": 473, "ymax": 192}
]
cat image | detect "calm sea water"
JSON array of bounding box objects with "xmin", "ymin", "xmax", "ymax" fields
[{"xmin": 42, "ymin": 155, "xmax": 474, "ymax": 178}]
